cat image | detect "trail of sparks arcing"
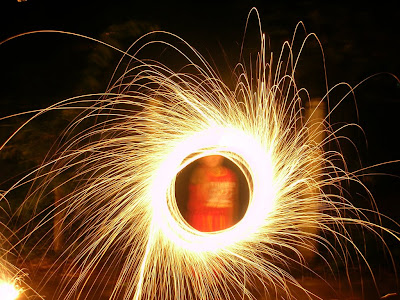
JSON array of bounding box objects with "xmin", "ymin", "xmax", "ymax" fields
[{"xmin": 1, "ymin": 17, "xmax": 399, "ymax": 300}]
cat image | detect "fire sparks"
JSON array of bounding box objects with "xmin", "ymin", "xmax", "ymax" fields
[
  {"xmin": 0, "ymin": 12, "xmax": 399, "ymax": 300},
  {"xmin": 0, "ymin": 279, "xmax": 21, "ymax": 300}
]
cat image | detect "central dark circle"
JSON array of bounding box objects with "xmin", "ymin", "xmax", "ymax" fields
[{"xmin": 175, "ymin": 154, "xmax": 250, "ymax": 232}]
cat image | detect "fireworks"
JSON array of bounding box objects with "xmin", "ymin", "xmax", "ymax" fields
[{"xmin": 0, "ymin": 11, "xmax": 399, "ymax": 300}]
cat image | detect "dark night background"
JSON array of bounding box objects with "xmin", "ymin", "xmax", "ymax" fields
[{"xmin": 0, "ymin": 0, "xmax": 399, "ymax": 298}]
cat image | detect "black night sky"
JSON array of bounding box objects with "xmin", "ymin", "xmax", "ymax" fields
[{"xmin": 0, "ymin": 1, "xmax": 399, "ymax": 297}]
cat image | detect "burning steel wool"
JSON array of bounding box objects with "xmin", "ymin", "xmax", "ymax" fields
[
  {"xmin": 0, "ymin": 267, "xmax": 23, "ymax": 300},
  {"xmin": 0, "ymin": 280, "xmax": 21, "ymax": 300},
  {"xmin": 0, "ymin": 11, "xmax": 399, "ymax": 300}
]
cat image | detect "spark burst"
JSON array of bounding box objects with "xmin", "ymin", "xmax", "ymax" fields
[
  {"xmin": 1, "ymin": 194, "xmax": 27, "ymax": 299},
  {"xmin": 0, "ymin": 282, "xmax": 19, "ymax": 300},
  {"xmin": 0, "ymin": 253, "xmax": 24, "ymax": 300},
  {"xmin": 1, "ymin": 12, "xmax": 399, "ymax": 300},
  {"xmin": 0, "ymin": 278, "xmax": 22, "ymax": 300}
]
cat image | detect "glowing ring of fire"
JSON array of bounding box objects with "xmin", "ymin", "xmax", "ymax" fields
[{"xmin": 150, "ymin": 125, "xmax": 276, "ymax": 252}]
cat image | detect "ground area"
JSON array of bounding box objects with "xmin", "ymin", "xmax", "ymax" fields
[{"xmin": 14, "ymin": 257, "xmax": 399, "ymax": 300}]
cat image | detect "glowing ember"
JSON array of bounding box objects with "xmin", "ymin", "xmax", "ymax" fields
[{"xmin": 0, "ymin": 281, "xmax": 20, "ymax": 300}]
